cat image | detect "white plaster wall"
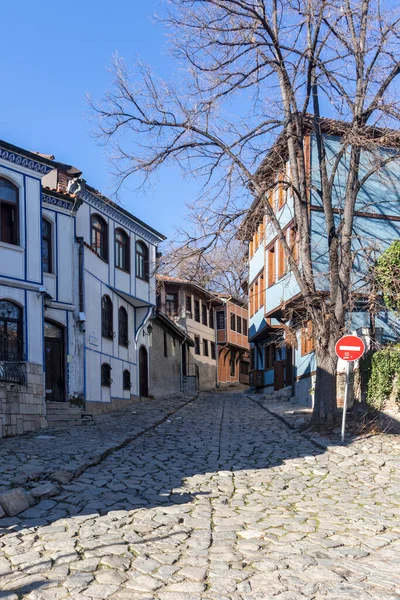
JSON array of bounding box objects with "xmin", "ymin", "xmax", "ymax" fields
[
  {"xmin": 57, "ymin": 213, "xmax": 75, "ymax": 305},
  {"xmin": 26, "ymin": 177, "xmax": 41, "ymax": 283}
]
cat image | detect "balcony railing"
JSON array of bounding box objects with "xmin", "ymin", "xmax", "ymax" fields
[{"xmin": 0, "ymin": 353, "xmax": 26, "ymax": 385}]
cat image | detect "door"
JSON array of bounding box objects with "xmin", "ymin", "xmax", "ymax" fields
[
  {"xmin": 44, "ymin": 321, "xmax": 65, "ymax": 402},
  {"xmin": 274, "ymin": 361, "xmax": 285, "ymax": 390},
  {"xmin": 286, "ymin": 347, "xmax": 293, "ymax": 387},
  {"xmin": 139, "ymin": 345, "xmax": 149, "ymax": 397}
]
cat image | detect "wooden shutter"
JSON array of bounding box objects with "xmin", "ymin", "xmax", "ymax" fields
[
  {"xmin": 268, "ymin": 244, "xmax": 276, "ymax": 287},
  {"xmin": 278, "ymin": 238, "xmax": 285, "ymax": 279}
]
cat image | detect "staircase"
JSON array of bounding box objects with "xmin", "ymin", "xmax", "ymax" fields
[
  {"xmin": 46, "ymin": 403, "xmax": 94, "ymax": 429},
  {"xmin": 250, "ymin": 386, "xmax": 293, "ymax": 404}
]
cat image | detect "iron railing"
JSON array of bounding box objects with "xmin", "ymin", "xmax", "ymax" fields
[{"xmin": 0, "ymin": 353, "xmax": 26, "ymax": 385}]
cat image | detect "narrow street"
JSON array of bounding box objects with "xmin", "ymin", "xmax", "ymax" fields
[{"xmin": 1, "ymin": 393, "xmax": 400, "ymax": 599}]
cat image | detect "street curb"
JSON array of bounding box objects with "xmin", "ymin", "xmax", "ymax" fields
[
  {"xmin": 0, "ymin": 394, "xmax": 198, "ymax": 521},
  {"xmin": 246, "ymin": 395, "xmax": 334, "ymax": 453}
]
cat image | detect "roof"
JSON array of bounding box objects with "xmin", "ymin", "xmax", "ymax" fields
[
  {"xmin": 152, "ymin": 310, "xmax": 195, "ymax": 345},
  {"xmin": 83, "ymin": 183, "xmax": 166, "ymax": 242},
  {"xmin": 216, "ymin": 293, "xmax": 248, "ymax": 308},
  {"xmin": 0, "ymin": 138, "xmax": 82, "ymax": 176},
  {"xmin": 157, "ymin": 274, "xmax": 221, "ymax": 304}
]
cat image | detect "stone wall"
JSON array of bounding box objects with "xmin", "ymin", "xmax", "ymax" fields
[
  {"xmin": 85, "ymin": 395, "xmax": 139, "ymax": 415},
  {"xmin": 149, "ymin": 320, "xmax": 182, "ymax": 398},
  {"xmin": 0, "ymin": 363, "xmax": 46, "ymax": 438}
]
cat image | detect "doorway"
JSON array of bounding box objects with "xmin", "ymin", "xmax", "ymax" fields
[
  {"xmin": 139, "ymin": 345, "xmax": 149, "ymax": 397},
  {"xmin": 44, "ymin": 321, "xmax": 65, "ymax": 402}
]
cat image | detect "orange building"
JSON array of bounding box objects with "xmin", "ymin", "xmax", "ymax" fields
[{"xmin": 215, "ymin": 296, "xmax": 250, "ymax": 386}]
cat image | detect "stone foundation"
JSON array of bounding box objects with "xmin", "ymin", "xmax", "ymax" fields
[
  {"xmin": 0, "ymin": 363, "xmax": 46, "ymax": 438},
  {"xmin": 85, "ymin": 395, "xmax": 140, "ymax": 415}
]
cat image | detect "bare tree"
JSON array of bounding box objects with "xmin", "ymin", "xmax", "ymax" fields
[
  {"xmin": 160, "ymin": 237, "xmax": 248, "ymax": 298},
  {"xmin": 92, "ymin": 0, "xmax": 400, "ymax": 426}
]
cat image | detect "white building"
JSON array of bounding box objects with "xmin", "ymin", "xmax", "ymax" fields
[{"xmin": 0, "ymin": 139, "xmax": 165, "ymax": 437}]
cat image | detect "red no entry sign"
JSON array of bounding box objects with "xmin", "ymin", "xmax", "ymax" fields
[{"xmin": 335, "ymin": 335, "xmax": 365, "ymax": 362}]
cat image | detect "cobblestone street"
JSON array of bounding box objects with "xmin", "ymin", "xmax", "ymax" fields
[{"xmin": 1, "ymin": 393, "xmax": 400, "ymax": 599}]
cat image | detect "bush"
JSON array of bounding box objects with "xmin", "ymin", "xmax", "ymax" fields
[{"xmin": 363, "ymin": 345, "xmax": 400, "ymax": 410}]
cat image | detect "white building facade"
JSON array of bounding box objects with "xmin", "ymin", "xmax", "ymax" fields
[{"xmin": 0, "ymin": 139, "xmax": 164, "ymax": 437}]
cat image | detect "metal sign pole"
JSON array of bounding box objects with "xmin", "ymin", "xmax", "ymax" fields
[{"xmin": 341, "ymin": 360, "xmax": 350, "ymax": 443}]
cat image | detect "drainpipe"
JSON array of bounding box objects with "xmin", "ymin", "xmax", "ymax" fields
[
  {"xmin": 180, "ymin": 340, "xmax": 184, "ymax": 392},
  {"xmin": 214, "ymin": 306, "xmax": 219, "ymax": 389},
  {"xmin": 77, "ymin": 237, "xmax": 85, "ymax": 331}
]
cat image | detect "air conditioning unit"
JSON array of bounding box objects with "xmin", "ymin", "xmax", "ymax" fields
[{"xmin": 250, "ymin": 370, "xmax": 264, "ymax": 387}]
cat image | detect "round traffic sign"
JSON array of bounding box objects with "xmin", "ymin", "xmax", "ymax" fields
[{"xmin": 335, "ymin": 335, "xmax": 365, "ymax": 362}]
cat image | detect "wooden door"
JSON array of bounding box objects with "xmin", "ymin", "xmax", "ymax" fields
[
  {"xmin": 286, "ymin": 347, "xmax": 293, "ymax": 386},
  {"xmin": 139, "ymin": 346, "xmax": 149, "ymax": 397},
  {"xmin": 274, "ymin": 361, "xmax": 285, "ymax": 390},
  {"xmin": 45, "ymin": 337, "xmax": 65, "ymax": 402}
]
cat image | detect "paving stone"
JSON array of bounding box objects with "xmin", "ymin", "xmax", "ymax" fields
[{"xmin": 0, "ymin": 488, "xmax": 30, "ymax": 516}]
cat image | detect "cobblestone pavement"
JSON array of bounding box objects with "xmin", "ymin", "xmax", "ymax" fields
[{"xmin": 1, "ymin": 393, "xmax": 400, "ymax": 600}]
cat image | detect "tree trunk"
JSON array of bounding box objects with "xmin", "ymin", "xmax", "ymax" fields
[{"xmin": 312, "ymin": 334, "xmax": 339, "ymax": 428}]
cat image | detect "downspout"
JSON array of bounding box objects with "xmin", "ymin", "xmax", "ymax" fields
[
  {"xmin": 77, "ymin": 237, "xmax": 85, "ymax": 316},
  {"xmin": 214, "ymin": 306, "xmax": 219, "ymax": 389},
  {"xmin": 180, "ymin": 340, "xmax": 184, "ymax": 392}
]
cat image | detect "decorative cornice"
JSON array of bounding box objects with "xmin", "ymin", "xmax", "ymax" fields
[
  {"xmin": 0, "ymin": 148, "xmax": 53, "ymax": 175},
  {"xmin": 78, "ymin": 188, "xmax": 161, "ymax": 245},
  {"xmin": 42, "ymin": 193, "xmax": 74, "ymax": 211}
]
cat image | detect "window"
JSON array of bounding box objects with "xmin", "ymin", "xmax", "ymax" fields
[
  {"xmin": 118, "ymin": 307, "xmax": 128, "ymax": 347},
  {"xmin": 194, "ymin": 299, "xmax": 200, "ymax": 322},
  {"xmin": 0, "ymin": 178, "xmax": 19, "ymax": 246},
  {"xmin": 237, "ymin": 316, "xmax": 242, "ymax": 334},
  {"xmin": 209, "ymin": 309, "xmax": 214, "ymax": 329},
  {"xmin": 194, "ymin": 335, "xmax": 200, "ymax": 355},
  {"xmin": 42, "ymin": 218, "xmax": 52, "ymax": 273},
  {"xmin": 101, "ymin": 363, "xmax": 112, "ymax": 387},
  {"xmin": 101, "ymin": 295, "xmax": 113, "ymax": 339},
  {"xmin": 123, "ymin": 369, "xmax": 131, "ymax": 390},
  {"xmin": 203, "ymin": 339, "xmax": 208, "ymax": 356},
  {"xmin": 211, "ymin": 341, "xmax": 216, "ymax": 360},
  {"xmin": 166, "ymin": 293, "xmax": 178, "ymax": 317},
  {"xmin": 0, "ymin": 301, "xmax": 23, "ymax": 360},
  {"xmin": 164, "ymin": 332, "xmax": 168, "ymax": 357},
  {"xmin": 230, "ymin": 351, "xmax": 236, "ymax": 377},
  {"xmin": 268, "ymin": 244, "xmax": 276, "ymax": 287},
  {"xmin": 115, "ymin": 229, "xmax": 130, "ymax": 272},
  {"xmin": 202, "ymin": 304, "xmax": 208, "ymax": 326},
  {"xmin": 216, "ymin": 311, "xmax": 225, "ymax": 329},
  {"xmin": 278, "ymin": 239, "xmax": 286, "ymax": 279},
  {"xmin": 91, "ymin": 214, "xmax": 108, "ymax": 261},
  {"xmin": 264, "ymin": 344, "xmax": 276, "ymax": 369},
  {"xmin": 301, "ymin": 321, "xmax": 315, "ymax": 356},
  {"xmin": 243, "ymin": 319, "xmax": 248, "ymax": 336},
  {"xmin": 230, "ymin": 313, "xmax": 236, "ymax": 331},
  {"xmin": 185, "ymin": 295, "xmax": 192, "ymax": 317},
  {"xmin": 136, "ymin": 241, "xmax": 149, "ymax": 281}
]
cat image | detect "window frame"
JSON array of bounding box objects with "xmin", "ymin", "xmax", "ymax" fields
[
  {"xmin": 230, "ymin": 313, "xmax": 236, "ymax": 331},
  {"xmin": 166, "ymin": 292, "xmax": 178, "ymax": 317},
  {"xmin": 101, "ymin": 295, "xmax": 113, "ymax": 340},
  {"xmin": 0, "ymin": 177, "xmax": 19, "ymax": 246},
  {"xmin": 185, "ymin": 295, "xmax": 192, "ymax": 318},
  {"xmin": 194, "ymin": 335, "xmax": 200, "ymax": 355},
  {"xmin": 123, "ymin": 369, "xmax": 131, "ymax": 390},
  {"xmin": 202, "ymin": 304, "xmax": 208, "ymax": 326},
  {"xmin": 236, "ymin": 316, "xmax": 242, "ymax": 334},
  {"xmin": 42, "ymin": 217, "xmax": 52, "ymax": 274},
  {"xmin": 91, "ymin": 214, "xmax": 108, "ymax": 262},
  {"xmin": 216, "ymin": 311, "xmax": 225, "ymax": 330},
  {"xmin": 136, "ymin": 241, "xmax": 149, "ymax": 282},
  {"xmin": 211, "ymin": 341, "xmax": 216, "ymax": 360},
  {"xmin": 194, "ymin": 299, "xmax": 200, "ymax": 323},
  {"xmin": 203, "ymin": 338, "xmax": 208, "ymax": 356},
  {"xmin": 101, "ymin": 363, "xmax": 112, "ymax": 387},
  {"xmin": 118, "ymin": 306, "xmax": 128, "ymax": 347},
  {"xmin": 0, "ymin": 300, "xmax": 24, "ymax": 361},
  {"xmin": 115, "ymin": 228, "xmax": 130, "ymax": 273}
]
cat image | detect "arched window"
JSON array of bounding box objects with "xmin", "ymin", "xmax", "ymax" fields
[
  {"xmin": 91, "ymin": 214, "xmax": 108, "ymax": 261},
  {"xmin": 101, "ymin": 363, "xmax": 112, "ymax": 387},
  {"xmin": 0, "ymin": 178, "xmax": 19, "ymax": 245},
  {"xmin": 118, "ymin": 307, "xmax": 128, "ymax": 347},
  {"xmin": 42, "ymin": 218, "xmax": 52, "ymax": 273},
  {"xmin": 101, "ymin": 295, "xmax": 113, "ymax": 339},
  {"xmin": 0, "ymin": 301, "xmax": 23, "ymax": 360},
  {"xmin": 136, "ymin": 241, "xmax": 149, "ymax": 281},
  {"xmin": 115, "ymin": 229, "xmax": 130, "ymax": 272},
  {"xmin": 123, "ymin": 369, "xmax": 131, "ymax": 390}
]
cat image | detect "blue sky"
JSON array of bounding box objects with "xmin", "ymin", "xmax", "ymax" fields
[{"xmin": 0, "ymin": 1, "xmax": 195, "ymax": 239}]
